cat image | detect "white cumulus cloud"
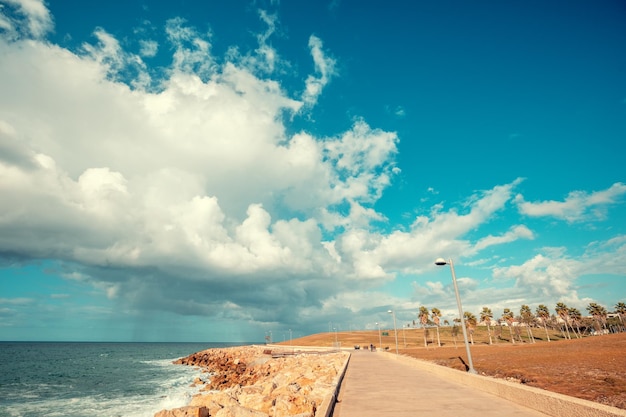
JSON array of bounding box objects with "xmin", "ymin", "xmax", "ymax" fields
[
  {"xmin": 0, "ymin": 8, "xmax": 400, "ymax": 327},
  {"xmin": 515, "ymin": 182, "xmax": 626, "ymax": 223},
  {"xmin": 0, "ymin": 0, "xmax": 52, "ymax": 39},
  {"xmin": 302, "ymin": 35, "xmax": 336, "ymax": 107}
]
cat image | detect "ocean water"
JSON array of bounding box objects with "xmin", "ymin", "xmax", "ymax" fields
[{"xmin": 0, "ymin": 342, "xmax": 251, "ymax": 417}]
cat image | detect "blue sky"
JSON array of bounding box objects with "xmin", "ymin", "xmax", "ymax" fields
[{"xmin": 0, "ymin": 0, "xmax": 625, "ymax": 342}]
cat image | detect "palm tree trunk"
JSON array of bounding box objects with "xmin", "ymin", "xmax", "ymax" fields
[
  {"xmin": 508, "ymin": 325, "xmax": 515, "ymax": 344},
  {"xmin": 563, "ymin": 322, "xmax": 571, "ymax": 339},
  {"xmin": 525, "ymin": 326, "xmax": 531, "ymax": 342},
  {"xmin": 486, "ymin": 324, "xmax": 493, "ymax": 345},
  {"xmin": 542, "ymin": 322, "xmax": 551, "ymax": 342}
]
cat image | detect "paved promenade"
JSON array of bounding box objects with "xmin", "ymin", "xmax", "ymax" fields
[{"xmin": 332, "ymin": 350, "xmax": 550, "ymax": 417}]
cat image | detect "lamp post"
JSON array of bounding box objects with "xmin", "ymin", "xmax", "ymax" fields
[
  {"xmin": 435, "ymin": 258, "xmax": 476, "ymax": 374},
  {"xmin": 388, "ymin": 310, "xmax": 399, "ymax": 354},
  {"xmin": 376, "ymin": 322, "xmax": 382, "ymax": 349}
]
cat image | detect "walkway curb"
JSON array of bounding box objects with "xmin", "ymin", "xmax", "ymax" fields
[
  {"xmin": 316, "ymin": 352, "xmax": 351, "ymax": 417},
  {"xmin": 381, "ymin": 352, "xmax": 626, "ymax": 417}
]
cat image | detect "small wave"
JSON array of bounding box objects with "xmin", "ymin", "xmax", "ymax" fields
[
  {"xmin": 1, "ymin": 378, "xmax": 201, "ymax": 417},
  {"xmin": 139, "ymin": 358, "xmax": 178, "ymax": 367}
]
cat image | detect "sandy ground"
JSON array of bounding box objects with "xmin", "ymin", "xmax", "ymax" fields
[{"xmin": 278, "ymin": 329, "xmax": 626, "ymax": 409}]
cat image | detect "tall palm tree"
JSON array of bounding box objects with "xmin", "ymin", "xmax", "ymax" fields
[
  {"xmin": 502, "ymin": 308, "xmax": 515, "ymax": 344},
  {"xmin": 464, "ymin": 311, "xmax": 477, "ymax": 345},
  {"xmin": 431, "ymin": 307, "xmax": 442, "ymax": 347},
  {"xmin": 535, "ymin": 304, "xmax": 551, "ymax": 342},
  {"xmin": 555, "ymin": 302, "xmax": 572, "ymax": 339},
  {"xmin": 418, "ymin": 306, "xmax": 429, "ymax": 347},
  {"xmin": 451, "ymin": 319, "xmax": 459, "ymax": 348},
  {"xmin": 480, "ymin": 306, "xmax": 493, "ymax": 345},
  {"xmin": 520, "ymin": 305, "xmax": 536, "ymax": 343},
  {"xmin": 614, "ymin": 302, "xmax": 626, "ymax": 331},
  {"xmin": 568, "ymin": 307, "xmax": 582, "ymax": 338},
  {"xmin": 587, "ymin": 302, "xmax": 608, "ymax": 334}
]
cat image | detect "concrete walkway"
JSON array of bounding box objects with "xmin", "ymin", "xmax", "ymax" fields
[{"xmin": 332, "ymin": 350, "xmax": 550, "ymax": 417}]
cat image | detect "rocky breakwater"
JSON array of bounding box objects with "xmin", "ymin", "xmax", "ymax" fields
[{"xmin": 155, "ymin": 346, "xmax": 349, "ymax": 417}]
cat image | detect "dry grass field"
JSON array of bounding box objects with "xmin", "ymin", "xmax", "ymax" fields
[{"xmin": 276, "ymin": 327, "xmax": 626, "ymax": 409}]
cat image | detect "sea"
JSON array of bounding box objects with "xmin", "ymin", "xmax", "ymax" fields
[{"xmin": 0, "ymin": 341, "xmax": 254, "ymax": 417}]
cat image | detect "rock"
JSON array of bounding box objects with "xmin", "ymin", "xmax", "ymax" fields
[
  {"xmin": 190, "ymin": 390, "xmax": 239, "ymax": 409},
  {"xmin": 271, "ymin": 393, "xmax": 316, "ymax": 417},
  {"xmin": 214, "ymin": 405, "xmax": 269, "ymax": 417},
  {"xmin": 154, "ymin": 406, "xmax": 209, "ymax": 417},
  {"xmin": 261, "ymin": 381, "xmax": 276, "ymax": 396},
  {"xmin": 236, "ymin": 391, "xmax": 274, "ymax": 414}
]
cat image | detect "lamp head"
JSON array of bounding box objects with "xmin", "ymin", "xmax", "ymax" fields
[
  {"xmin": 387, "ymin": 310, "xmax": 393, "ymax": 314},
  {"xmin": 434, "ymin": 258, "xmax": 447, "ymax": 266}
]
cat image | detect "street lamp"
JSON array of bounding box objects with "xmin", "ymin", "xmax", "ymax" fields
[
  {"xmin": 388, "ymin": 310, "xmax": 399, "ymax": 354},
  {"xmin": 376, "ymin": 322, "xmax": 382, "ymax": 349},
  {"xmin": 435, "ymin": 258, "xmax": 476, "ymax": 374}
]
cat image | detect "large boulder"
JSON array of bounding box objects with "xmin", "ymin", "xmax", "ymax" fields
[
  {"xmin": 213, "ymin": 405, "xmax": 269, "ymax": 417},
  {"xmin": 154, "ymin": 406, "xmax": 209, "ymax": 417}
]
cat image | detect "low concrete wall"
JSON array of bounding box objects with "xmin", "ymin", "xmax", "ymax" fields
[
  {"xmin": 382, "ymin": 351, "xmax": 626, "ymax": 417},
  {"xmin": 264, "ymin": 344, "xmax": 341, "ymax": 353}
]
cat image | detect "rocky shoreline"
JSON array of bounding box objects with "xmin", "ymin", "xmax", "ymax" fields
[{"xmin": 155, "ymin": 346, "xmax": 349, "ymax": 417}]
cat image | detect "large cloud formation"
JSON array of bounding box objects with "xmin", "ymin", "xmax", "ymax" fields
[{"xmin": 0, "ymin": 1, "xmax": 403, "ymax": 327}]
